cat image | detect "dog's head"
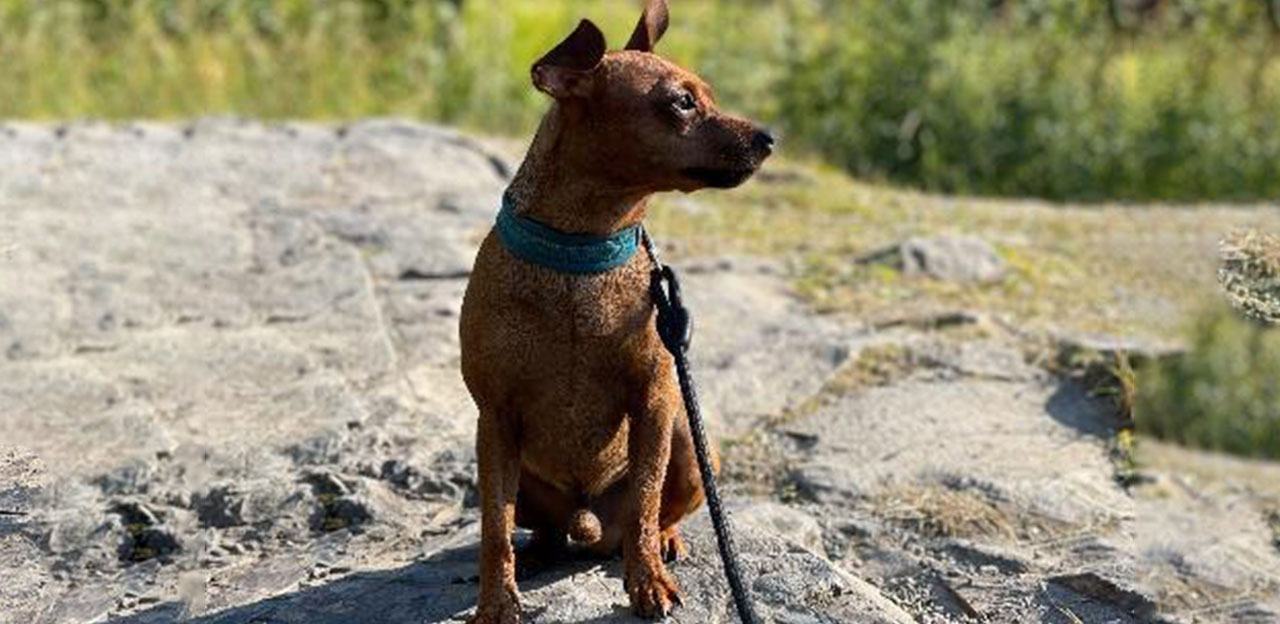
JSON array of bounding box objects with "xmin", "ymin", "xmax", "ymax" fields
[{"xmin": 531, "ymin": 0, "xmax": 774, "ymax": 194}]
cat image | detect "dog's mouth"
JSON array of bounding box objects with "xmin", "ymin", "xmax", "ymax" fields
[{"xmin": 682, "ymin": 166, "xmax": 758, "ymax": 189}]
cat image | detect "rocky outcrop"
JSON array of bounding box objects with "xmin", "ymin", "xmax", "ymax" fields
[{"xmin": 2, "ymin": 121, "xmax": 1277, "ymax": 624}]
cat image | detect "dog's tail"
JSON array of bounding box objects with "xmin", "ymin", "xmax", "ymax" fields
[{"xmin": 568, "ymin": 508, "xmax": 602, "ymax": 544}]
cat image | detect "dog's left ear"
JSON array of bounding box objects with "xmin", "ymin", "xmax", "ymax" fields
[
  {"xmin": 533, "ymin": 19, "xmax": 607, "ymax": 99},
  {"xmin": 625, "ymin": 0, "xmax": 669, "ymax": 53}
]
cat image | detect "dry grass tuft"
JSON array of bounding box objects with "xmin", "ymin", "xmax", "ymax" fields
[
  {"xmin": 876, "ymin": 485, "xmax": 1017, "ymax": 541},
  {"xmin": 1220, "ymin": 229, "xmax": 1280, "ymax": 325}
]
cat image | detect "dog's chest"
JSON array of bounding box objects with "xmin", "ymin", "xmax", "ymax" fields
[
  {"xmin": 502, "ymin": 249, "xmax": 654, "ymax": 339},
  {"xmin": 502, "ymin": 258, "xmax": 654, "ymax": 490},
  {"xmin": 563, "ymin": 269, "xmax": 651, "ymax": 337}
]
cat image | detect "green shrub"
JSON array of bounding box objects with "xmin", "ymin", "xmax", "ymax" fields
[
  {"xmin": 1138, "ymin": 307, "xmax": 1280, "ymax": 459},
  {"xmin": 1, "ymin": 0, "xmax": 1278, "ymax": 201},
  {"xmin": 780, "ymin": 0, "xmax": 1280, "ymax": 201},
  {"xmin": 0, "ymin": 0, "xmax": 790, "ymax": 133}
]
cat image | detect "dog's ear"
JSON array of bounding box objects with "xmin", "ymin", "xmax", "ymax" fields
[
  {"xmin": 625, "ymin": 0, "xmax": 669, "ymax": 53},
  {"xmin": 532, "ymin": 19, "xmax": 607, "ymax": 99}
]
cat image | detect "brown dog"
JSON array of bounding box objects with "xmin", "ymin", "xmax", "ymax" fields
[{"xmin": 459, "ymin": 1, "xmax": 774, "ymax": 621}]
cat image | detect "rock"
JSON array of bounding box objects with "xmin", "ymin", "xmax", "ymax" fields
[
  {"xmin": 192, "ymin": 485, "xmax": 247, "ymax": 528},
  {"xmin": 863, "ymin": 235, "xmax": 1007, "ymax": 284},
  {"xmin": 379, "ymin": 460, "xmax": 422, "ymax": 490},
  {"xmin": 785, "ymin": 378, "xmax": 1130, "ymax": 513},
  {"xmin": 111, "ymin": 500, "xmax": 163, "ymax": 527},
  {"xmin": 0, "ymin": 450, "xmax": 48, "ymax": 620},
  {"xmin": 907, "ymin": 339, "xmax": 1038, "ymax": 381},
  {"xmin": 311, "ymin": 497, "xmax": 374, "ymax": 533},
  {"xmin": 1134, "ymin": 457, "xmax": 1280, "ymax": 621},
  {"xmin": 304, "ymin": 477, "xmax": 422, "ymax": 535},
  {"xmin": 115, "ymin": 513, "xmax": 915, "ymax": 624},
  {"xmin": 734, "ymin": 501, "xmax": 825, "ymax": 554},
  {"xmin": 93, "ymin": 460, "xmax": 157, "ymax": 496},
  {"xmin": 31, "ymin": 587, "xmax": 115, "ymax": 624},
  {"xmin": 1048, "ymin": 572, "xmax": 1158, "ymax": 620},
  {"xmin": 121, "ymin": 526, "xmax": 182, "ymax": 563},
  {"xmin": 303, "ymin": 472, "xmax": 351, "ymax": 498},
  {"xmin": 678, "ymin": 256, "xmax": 868, "ymax": 438},
  {"xmin": 6, "ymin": 121, "xmax": 1269, "ymax": 624},
  {"xmin": 1051, "ymin": 330, "xmax": 1185, "ymax": 366},
  {"xmin": 936, "ymin": 539, "xmax": 1031, "ymax": 575},
  {"xmin": 783, "ymin": 377, "xmax": 1157, "ymax": 622},
  {"xmin": 286, "ymin": 429, "xmax": 350, "ymax": 466}
]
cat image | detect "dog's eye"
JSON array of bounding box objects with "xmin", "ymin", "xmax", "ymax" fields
[{"xmin": 673, "ymin": 93, "xmax": 697, "ymax": 113}]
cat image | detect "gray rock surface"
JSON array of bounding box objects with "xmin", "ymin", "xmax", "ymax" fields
[
  {"xmin": 2, "ymin": 121, "xmax": 1276, "ymax": 624},
  {"xmin": 862, "ymin": 235, "xmax": 1007, "ymax": 284},
  {"xmin": 108, "ymin": 512, "xmax": 916, "ymax": 624},
  {"xmin": 784, "ymin": 378, "xmax": 1147, "ymax": 623},
  {"xmin": 680, "ymin": 256, "xmax": 867, "ymax": 438}
]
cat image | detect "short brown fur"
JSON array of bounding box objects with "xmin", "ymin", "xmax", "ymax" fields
[{"xmin": 459, "ymin": 2, "xmax": 773, "ymax": 621}]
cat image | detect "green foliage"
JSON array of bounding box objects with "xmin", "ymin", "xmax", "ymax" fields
[
  {"xmin": 781, "ymin": 0, "xmax": 1280, "ymax": 200},
  {"xmin": 0, "ymin": 0, "xmax": 788, "ymax": 134},
  {"xmin": 1138, "ymin": 307, "xmax": 1280, "ymax": 459},
  {"xmin": 1, "ymin": 0, "xmax": 1278, "ymax": 200}
]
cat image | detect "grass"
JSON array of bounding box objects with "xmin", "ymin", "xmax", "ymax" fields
[
  {"xmin": 1137, "ymin": 306, "xmax": 1280, "ymax": 460},
  {"xmin": 0, "ymin": 0, "xmax": 786, "ymax": 131},
  {"xmin": 645, "ymin": 157, "xmax": 1280, "ymax": 341},
  {"xmin": 3, "ymin": 0, "xmax": 1280, "ymax": 200},
  {"xmin": 645, "ymin": 159, "xmax": 1280, "ymax": 462}
]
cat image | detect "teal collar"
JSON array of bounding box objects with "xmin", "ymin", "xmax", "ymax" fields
[{"xmin": 494, "ymin": 193, "xmax": 642, "ymax": 274}]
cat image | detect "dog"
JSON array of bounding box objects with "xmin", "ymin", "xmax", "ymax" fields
[{"xmin": 459, "ymin": 1, "xmax": 774, "ymax": 621}]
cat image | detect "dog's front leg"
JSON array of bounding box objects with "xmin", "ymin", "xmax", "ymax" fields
[
  {"xmin": 472, "ymin": 409, "xmax": 522, "ymax": 624},
  {"xmin": 624, "ymin": 366, "xmax": 685, "ymax": 619}
]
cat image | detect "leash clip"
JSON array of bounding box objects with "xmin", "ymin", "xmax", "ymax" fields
[{"xmin": 650, "ymin": 265, "xmax": 693, "ymax": 354}]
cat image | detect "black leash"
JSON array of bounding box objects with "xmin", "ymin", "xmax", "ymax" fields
[{"xmin": 642, "ymin": 231, "xmax": 762, "ymax": 624}]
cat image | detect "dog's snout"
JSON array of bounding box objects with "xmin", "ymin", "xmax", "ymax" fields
[{"xmin": 752, "ymin": 127, "xmax": 777, "ymax": 156}]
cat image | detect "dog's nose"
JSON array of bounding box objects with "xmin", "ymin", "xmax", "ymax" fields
[{"xmin": 752, "ymin": 128, "xmax": 777, "ymax": 155}]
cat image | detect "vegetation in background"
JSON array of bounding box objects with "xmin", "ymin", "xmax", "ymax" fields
[
  {"xmin": 783, "ymin": 0, "xmax": 1280, "ymax": 201},
  {"xmin": 1138, "ymin": 307, "xmax": 1280, "ymax": 460},
  {"xmin": 1, "ymin": 0, "xmax": 1278, "ymax": 201}
]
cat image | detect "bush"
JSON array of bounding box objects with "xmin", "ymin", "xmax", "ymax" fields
[
  {"xmin": 780, "ymin": 0, "xmax": 1280, "ymax": 201},
  {"xmin": 1, "ymin": 0, "xmax": 1278, "ymax": 201},
  {"xmin": 1138, "ymin": 306, "xmax": 1280, "ymax": 459}
]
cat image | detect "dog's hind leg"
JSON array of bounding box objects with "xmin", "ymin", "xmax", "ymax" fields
[
  {"xmin": 584, "ymin": 410, "xmax": 718, "ymax": 563},
  {"xmin": 514, "ymin": 470, "xmax": 574, "ymax": 579},
  {"xmin": 471, "ymin": 409, "xmax": 523, "ymax": 624}
]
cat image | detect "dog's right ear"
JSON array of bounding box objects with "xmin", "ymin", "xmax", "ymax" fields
[
  {"xmin": 532, "ymin": 19, "xmax": 607, "ymax": 99},
  {"xmin": 625, "ymin": 0, "xmax": 669, "ymax": 53}
]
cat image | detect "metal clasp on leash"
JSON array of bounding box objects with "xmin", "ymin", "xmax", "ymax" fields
[{"xmin": 650, "ymin": 264, "xmax": 693, "ymax": 354}]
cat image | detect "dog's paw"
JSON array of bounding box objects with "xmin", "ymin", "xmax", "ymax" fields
[
  {"xmin": 469, "ymin": 587, "xmax": 521, "ymax": 624},
  {"xmin": 625, "ymin": 563, "xmax": 684, "ymax": 619},
  {"xmin": 660, "ymin": 528, "xmax": 687, "ymax": 563}
]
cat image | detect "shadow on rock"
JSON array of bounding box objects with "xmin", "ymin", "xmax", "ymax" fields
[
  {"xmin": 109, "ymin": 539, "xmax": 627, "ymax": 624},
  {"xmin": 110, "ymin": 509, "xmax": 919, "ymax": 624},
  {"xmin": 1044, "ymin": 380, "xmax": 1124, "ymax": 439}
]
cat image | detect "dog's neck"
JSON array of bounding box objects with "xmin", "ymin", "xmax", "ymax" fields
[{"xmin": 506, "ymin": 106, "xmax": 652, "ymax": 237}]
